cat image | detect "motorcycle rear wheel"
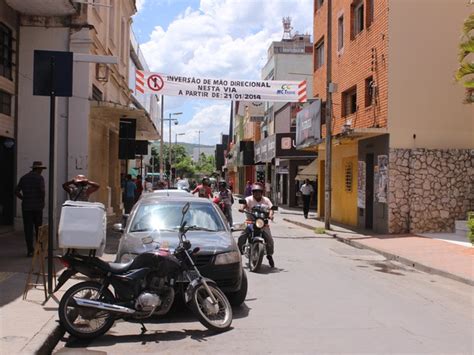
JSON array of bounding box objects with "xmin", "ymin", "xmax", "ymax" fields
[
  {"xmin": 58, "ymin": 281, "xmax": 116, "ymax": 339},
  {"xmin": 190, "ymin": 283, "xmax": 232, "ymax": 332},
  {"xmin": 248, "ymin": 242, "xmax": 264, "ymax": 272}
]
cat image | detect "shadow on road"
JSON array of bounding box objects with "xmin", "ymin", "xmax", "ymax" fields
[{"xmin": 61, "ymin": 328, "xmax": 220, "ymax": 349}]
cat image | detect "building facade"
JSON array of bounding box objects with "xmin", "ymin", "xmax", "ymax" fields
[
  {"xmin": 2, "ymin": 0, "xmax": 159, "ymax": 229},
  {"xmin": 312, "ymin": 0, "xmax": 473, "ymax": 233},
  {"xmin": 0, "ymin": 0, "xmax": 17, "ymax": 226},
  {"xmin": 257, "ymin": 33, "xmax": 317, "ymax": 206}
]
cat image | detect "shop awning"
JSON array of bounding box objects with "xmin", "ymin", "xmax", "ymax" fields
[
  {"xmin": 90, "ymin": 101, "xmax": 160, "ymax": 141},
  {"xmin": 295, "ymin": 159, "xmax": 318, "ymax": 181}
]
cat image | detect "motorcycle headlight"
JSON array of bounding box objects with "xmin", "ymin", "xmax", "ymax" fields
[
  {"xmin": 255, "ymin": 218, "xmax": 265, "ymax": 229},
  {"xmin": 214, "ymin": 251, "xmax": 241, "ymax": 265},
  {"xmin": 120, "ymin": 253, "xmax": 137, "ymax": 263}
]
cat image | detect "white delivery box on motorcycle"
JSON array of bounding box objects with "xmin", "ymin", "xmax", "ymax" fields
[{"xmin": 58, "ymin": 201, "xmax": 106, "ymax": 256}]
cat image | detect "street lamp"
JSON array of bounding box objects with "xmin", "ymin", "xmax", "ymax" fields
[
  {"xmin": 163, "ymin": 112, "xmax": 182, "ymax": 187},
  {"xmin": 196, "ymin": 130, "xmax": 203, "ymax": 163}
]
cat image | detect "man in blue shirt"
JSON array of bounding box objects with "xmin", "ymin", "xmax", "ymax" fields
[{"xmin": 124, "ymin": 174, "xmax": 137, "ymax": 213}]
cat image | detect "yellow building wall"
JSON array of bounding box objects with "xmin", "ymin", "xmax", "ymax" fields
[{"xmin": 317, "ymin": 142, "xmax": 358, "ymax": 227}]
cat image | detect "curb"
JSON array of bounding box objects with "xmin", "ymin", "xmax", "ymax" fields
[
  {"xmin": 21, "ymin": 314, "xmax": 65, "ymax": 355},
  {"xmin": 283, "ymin": 218, "xmax": 474, "ymax": 286}
]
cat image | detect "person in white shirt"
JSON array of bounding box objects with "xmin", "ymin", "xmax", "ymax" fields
[
  {"xmin": 238, "ymin": 183, "xmax": 275, "ymax": 268},
  {"xmin": 300, "ymin": 179, "xmax": 314, "ymax": 219}
]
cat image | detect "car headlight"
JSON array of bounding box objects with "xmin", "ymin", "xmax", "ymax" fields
[
  {"xmin": 120, "ymin": 253, "xmax": 137, "ymax": 263},
  {"xmin": 255, "ymin": 218, "xmax": 265, "ymax": 229},
  {"xmin": 214, "ymin": 251, "xmax": 241, "ymax": 265}
]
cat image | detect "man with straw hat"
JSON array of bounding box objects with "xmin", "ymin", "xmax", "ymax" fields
[{"xmin": 15, "ymin": 161, "xmax": 46, "ymax": 257}]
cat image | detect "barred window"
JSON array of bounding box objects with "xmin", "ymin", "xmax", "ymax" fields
[
  {"xmin": 0, "ymin": 90, "xmax": 12, "ymax": 116},
  {"xmin": 0, "ymin": 23, "xmax": 13, "ymax": 79},
  {"xmin": 344, "ymin": 161, "xmax": 353, "ymax": 192}
]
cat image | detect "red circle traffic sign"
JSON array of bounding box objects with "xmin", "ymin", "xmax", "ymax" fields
[{"xmin": 147, "ymin": 74, "xmax": 164, "ymax": 92}]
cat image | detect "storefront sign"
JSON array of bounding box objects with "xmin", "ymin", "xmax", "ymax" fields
[
  {"xmin": 296, "ymin": 99, "xmax": 322, "ymax": 149},
  {"xmin": 136, "ymin": 70, "xmax": 307, "ymax": 102},
  {"xmin": 254, "ymin": 135, "xmax": 276, "ymax": 163},
  {"xmin": 276, "ymin": 133, "xmax": 316, "ymax": 157}
]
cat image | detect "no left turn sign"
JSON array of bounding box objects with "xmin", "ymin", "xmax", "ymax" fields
[{"xmin": 147, "ymin": 74, "xmax": 164, "ymax": 92}]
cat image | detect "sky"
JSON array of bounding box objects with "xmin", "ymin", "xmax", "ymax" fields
[{"xmin": 132, "ymin": 0, "xmax": 313, "ymax": 146}]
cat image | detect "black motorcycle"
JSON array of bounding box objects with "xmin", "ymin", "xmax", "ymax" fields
[
  {"xmin": 238, "ymin": 199, "xmax": 277, "ymax": 272},
  {"xmin": 55, "ymin": 202, "xmax": 232, "ymax": 339}
]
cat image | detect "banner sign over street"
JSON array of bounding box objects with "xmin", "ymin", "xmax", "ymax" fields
[{"xmin": 136, "ymin": 70, "xmax": 307, "ymax": 102}]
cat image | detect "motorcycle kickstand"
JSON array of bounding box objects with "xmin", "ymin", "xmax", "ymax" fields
[{"xmin": 139, "ymin": 322, "xmax": 148, "ymax": 334}]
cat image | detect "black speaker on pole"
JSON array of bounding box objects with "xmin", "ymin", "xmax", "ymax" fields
[
  {"xmin": 135, "ymin": 140, "xmax": 149, "ymax": 155},
  {"xmin": 119, "ymin": 119, "xmax": 137, "ymax": 159}
]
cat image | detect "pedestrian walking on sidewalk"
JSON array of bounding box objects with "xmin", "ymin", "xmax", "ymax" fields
[
  {"xmin": 62, "ymin": 175, "xmax": 100, "ymax": 202},
  {"xmin": 15, "ymin": 161, "xmax": 46, "ymax": 257},
  {"xmin": 124, "ymin": 174, "xmax": 136, "ymax": 213},
  {"xmin": 300, "ymin": 179, "xmax": 314, "ymax": 219}
]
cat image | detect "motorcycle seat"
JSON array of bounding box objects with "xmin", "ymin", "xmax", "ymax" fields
[{"xmin": 94, "ymin": 259, "xmax": 134, "ymax": 273}]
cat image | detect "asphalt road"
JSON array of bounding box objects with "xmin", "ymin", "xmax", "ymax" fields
[{"xmin": 53, "ymin": 208, "xmax": 473, "ymax": 354}]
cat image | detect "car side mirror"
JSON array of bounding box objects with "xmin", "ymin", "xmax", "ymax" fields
[
  {"xmin": 113, "ymin": 223, "xmax": 124, "ymax": 233},
  {"xmin": 271, "ymin": 206, "xmax": 278, "ymax": 211},
  {"xmin": 238, "ymin": 198, "xmax": 246, "ymax": 204}
]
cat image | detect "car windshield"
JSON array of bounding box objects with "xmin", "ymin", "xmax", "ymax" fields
[{"xmin": 129, "ymin": 201, "xmax": 225, "ymax": 232}]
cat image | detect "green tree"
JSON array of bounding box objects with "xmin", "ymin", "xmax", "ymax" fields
[
  {"xmin": 174, "ymin": 155, "xmax": 196, "ymax": 177},
  {"xmin": 456, "ymin": 12, "xmax": 474, "ymax": 103},
  {"xmin": 196, "ymin": 154, "xmax": 216, "ymax": 176},
  {"xmin": 148, "ymin": 144, "xmax": 189, "ymax": 174}
]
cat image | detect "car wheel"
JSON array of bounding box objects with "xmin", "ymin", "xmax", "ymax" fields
[{"xmin": 227, "ymin": 269, "xmax": 248, "ymax": 307}]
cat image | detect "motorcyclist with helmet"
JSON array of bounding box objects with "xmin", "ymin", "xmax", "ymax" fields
[
  {"xmin": 191, "ymin": 177, "xmax": 213, "ymax": 198},
  {"xmin": 238, "ymin": 183, "xmax": 275, "ymax": 268}
]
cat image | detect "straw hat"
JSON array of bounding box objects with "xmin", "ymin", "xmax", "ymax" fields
[{"xmin": 31, "ymin": 161, "xmax": 47, "ymax": 169}]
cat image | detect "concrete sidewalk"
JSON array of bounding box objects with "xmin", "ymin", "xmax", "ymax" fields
[
  {"xmin": 280, "ymin": 207, "xmax": 474, "ymax": 286},
  {"xmin": 0, "ymin": 225, "xmax": 121, "ymax": 354}
]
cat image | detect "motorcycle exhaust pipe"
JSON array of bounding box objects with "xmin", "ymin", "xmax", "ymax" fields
[{"xmin": 73, "ymin": 297, "xmax": 136, "ymax": 315}]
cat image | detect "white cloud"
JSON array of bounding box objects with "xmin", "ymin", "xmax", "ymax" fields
[
  {"xmin": 162, "ymin": 103, "xmax": 230, "ymax": 146},
  {"xmin": 135, "ymin": 0, "xmax": 146, "ymax": 12},
  {"xmin": 141, "ymin": 0, "xmax": 312, "ymax": 79},
  {"xmin": 139, "ymin": 0, "xmax": 312, "ymax": 144}
]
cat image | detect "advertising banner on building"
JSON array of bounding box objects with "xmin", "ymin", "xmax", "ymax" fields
[
  {"xmin": 136, "ymin": 70, "xmax": 307, "ymax": 102},
  {"xmin": 296, "ymin": 99, "xmax": 322, "ymax": 149}
]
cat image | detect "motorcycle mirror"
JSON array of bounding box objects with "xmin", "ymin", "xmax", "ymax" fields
[
  {"xmin": 238, "ymin": 198, "xmax": 246, "ymax": 204},
  {"xmin": 192, "ymin": 247, "xmax": 200, "ymax": 254},
  {"xmin": 179, "ymin": 220, "xmax": 187, "ymax": 233},
  {"xmin": 271, "ymin": 206, "xmax": 279, "ymax": 211},
  {"xmin": 183, "ymin": 240, "xmax": 191, "ymax": 250},
  {"xmin": 182, "ymin": 202, "xmax": 190, "ymax": 215}
]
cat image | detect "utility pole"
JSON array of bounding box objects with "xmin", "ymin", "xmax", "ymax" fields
[
  {"xmin": 324, "ymin": 0, "xmax": 333, "ymax": 230},
  {"xmin": 164, "ymin": 112, "xmax": 182, "ymax": 187},
  {"xmin": 160, "ymin": 95, "xmax": 164, "ymax": 182},
  {"xmin": 197, "ymin": 130, "xmax": 203, "ymax": 163}
]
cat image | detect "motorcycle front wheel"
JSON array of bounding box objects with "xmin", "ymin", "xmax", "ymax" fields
[
  {"xmin": 58, "ymin": 281, "xmax": 116, "ymax": 339},
  {"xmin": 249, "ymin": 242, "xmax": 264, "ymax": 272},
  {"xmin": 190, "ymin": 283, "xmax": 232, "ymax": 332}
]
